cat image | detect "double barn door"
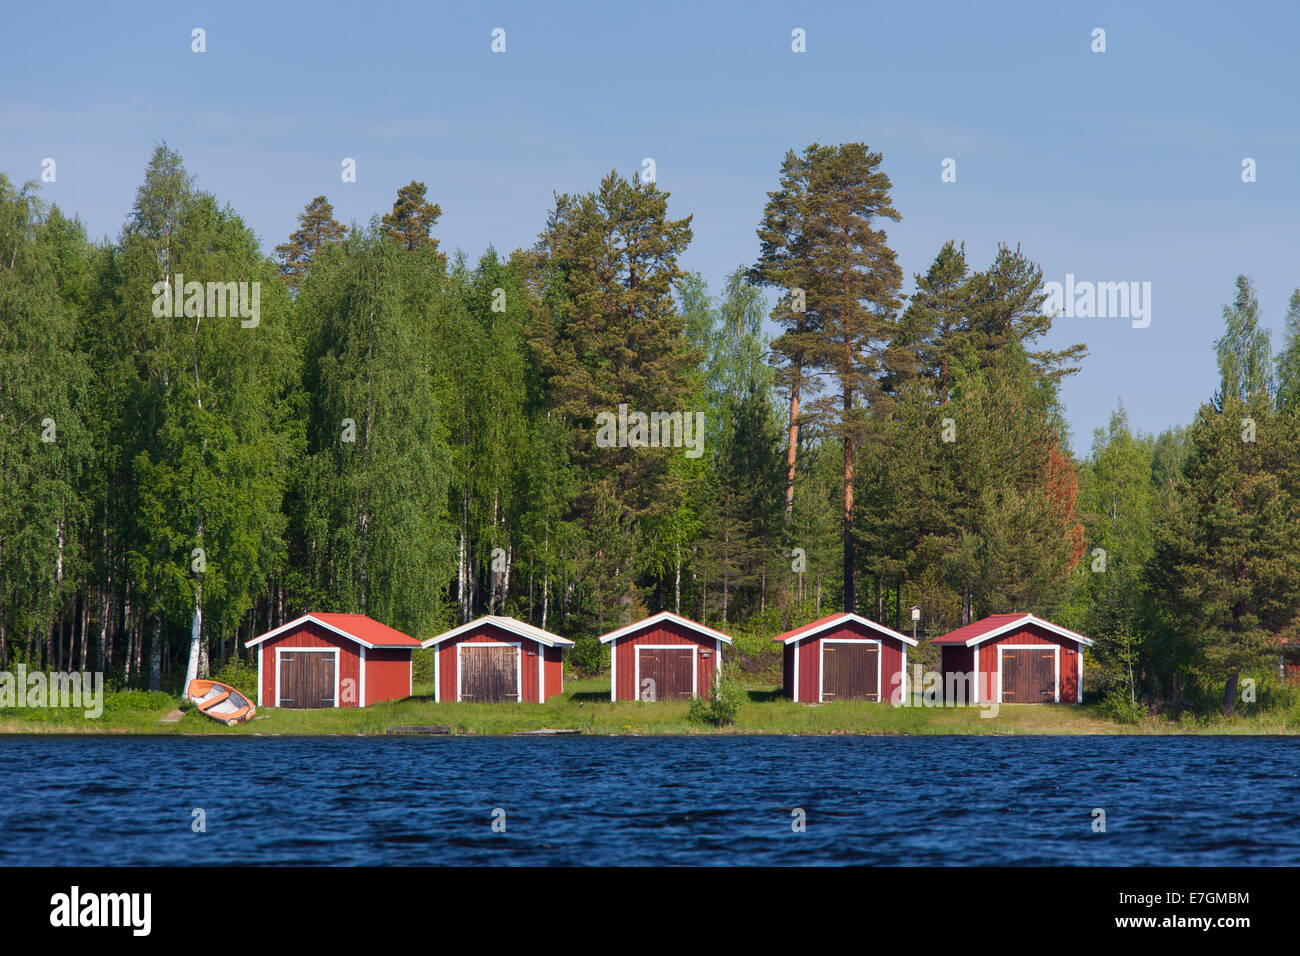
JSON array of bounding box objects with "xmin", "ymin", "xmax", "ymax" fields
[
  {"xmin": 820, "ymin": 641, "xmax": 880, "ymax": 702},
  {"xmin": 278, "ymin": 650, "xmax": 337, "ymax": 708},
  {"xmin": 459, "ymin": 644, "xmax": 520, "ymax": 702},
  {"xmin": 1000, "ymin": 647, "xmax": 1057, "ymax": 702},
  {"xmin": 637, "ymin": 647, "xmax": 695, "ymax": 701}
]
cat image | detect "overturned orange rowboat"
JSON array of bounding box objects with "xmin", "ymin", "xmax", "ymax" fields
[{"xmin": 187, "ymin": 679, "xmax": 256, "ymax": 726}]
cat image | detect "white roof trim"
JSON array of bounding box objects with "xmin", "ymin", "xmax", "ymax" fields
[
  {"xmin": 421, "ymin": 615, "xmax": 575, "ymax": 649},
  {"xmin": 963, "ymin": 613, "xmax": 1095, "ymax": 648},
  {"xmin": 245, "ymin": 613, "xmax": 416, "ymax": 650},
  {"xmin": 597, "ymin": 610, "xmax": 734, "ymax": 645},
  {"xmin": 777, "ymin": 612, "xmax": 918, "ymax": 647}
]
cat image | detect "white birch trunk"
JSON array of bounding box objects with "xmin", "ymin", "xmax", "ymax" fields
[
  {"xmin": 674, "ymin": 543, "xmax": 681, "ymax": 615},
  {"xmin": 541, "ymin": 571, "xmax": 549, "ymax": 632},
  {"xmin": 183, "ymin": 586, "xmax": 202, "ymax": 692}
]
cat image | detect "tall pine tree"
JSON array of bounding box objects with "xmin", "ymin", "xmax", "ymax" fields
[
  {"xmin": 529, "ymin": 170, "xmax": 698, "ymax": 628},
  {"xmin": 275, "ymin": 195, "xmax": 346, "ymax": 291}
]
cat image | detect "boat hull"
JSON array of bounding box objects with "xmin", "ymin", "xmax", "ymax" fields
[{"xmin": 187, "ymin": 679, "xmax": 256, "ymax": 726}]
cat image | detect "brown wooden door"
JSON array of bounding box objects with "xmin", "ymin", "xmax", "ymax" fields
[
  {"xmin": 821, "ymin": 642, "xmax": 879, "ymax": 701},
  {"xmin": 637, "ymin": 647, "xmax": 695, "ymax": 700},
  {"xmin": 459, "ymin": 644, "xmax": 519, "ymax": 702},
  {"xmin": 1001, "ymin": 648, "xmax": 1056, "ymax": 702},
  {"xmin": 278, "ymin": 651, "xmax": 336, "ymax": 708}
]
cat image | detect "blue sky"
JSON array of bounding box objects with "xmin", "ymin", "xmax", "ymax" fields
[{"xmin": 3, "ymin": 1, "xmax": 1297, "ymax": 451}]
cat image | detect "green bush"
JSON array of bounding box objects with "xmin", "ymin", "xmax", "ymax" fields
[
  {"xmin": 209, "ymin": 657, "xmax": 258, "ymax": 700},
  {"xmin": 100, "ymin": 690, "xmax": 177, "ymax": 719},
  {"xmin": 730, "ymin": 606, "xmax": 781, "ymax": 657},
  {"xmin": 1098, "ymin": 689, "xmax": 1145, "ymax": 724},
  {"xmin": 568, "ymin": 636, "xmax": 606, "ymax": 677},
  {"xmin": 1239, "ymin": 674, "xmax": 1297, "ymax": 713},
  {"xmin": 688, "ymin": 662, "xmax": 746, "ymax": 727}
]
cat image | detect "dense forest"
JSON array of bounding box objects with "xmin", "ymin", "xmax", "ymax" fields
[{"xmin": 3, "ymin": 142, "xmax": 1299, "ymax": 712}]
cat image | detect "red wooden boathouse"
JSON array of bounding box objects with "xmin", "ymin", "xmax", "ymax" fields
[
  {"xmin": 600, "ymin": 611, "xmax": 733, "ymax": 702},
  {"xmin": 774, "ymin": 613, "xmax": 917, "ymax": 703},
  {"xmin": 932, "ymin": 612, "xmax": 1093, "ymax": 704},
  {"xmin": 422, "ymin": 616, "xmax": 573, "ymax": 703},
  {"xmin": 247, "ymin": 613, "xmax": 419, "ymax": 709}
]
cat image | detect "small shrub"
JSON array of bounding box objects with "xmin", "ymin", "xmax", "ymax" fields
[
  {"xmin": 1242, "ymin": 675, "xmax": 1297, "ymax": 713},
  {"xmin": 209, "ymin": 657, "xmax": 258, "ymax": 700},
  {"xmin": 731, "ymin": 629, "xmax": 770, "ymax": 660},
  {"xmin": 568, "ymin": 637, "xmax": 606, "ymax": 678},
  {"xmin": 1098, "ymin": 689, "xmax": 1145, "ymax": 725},
  {"xmin": 100, "ymin": 690, "xmax": 177, "ymax": 720},
  {"xmin": 688, "ymin": 663, "xmax": 746, "ymax": 727}
]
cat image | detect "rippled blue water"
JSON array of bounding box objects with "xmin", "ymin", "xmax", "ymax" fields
[{"xmin": 2, "ymin": 735, "xmax": 1297, "ymax": 865}]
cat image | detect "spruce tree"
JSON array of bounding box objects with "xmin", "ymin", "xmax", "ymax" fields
[
  {"xmin": 1151, "ymin": 393, "xmax": 1300, "ymax": 710},
  {"xmin": 965, "ymin": 245, "xmax": 1086, "ymax": 384},
  {"xmin": 887, "ymin": 240, "xmax": 972, "ymax": 396},
  {"xmin": 1150, "ymin": 277, "xmax": 1298, "ymax": 709}
]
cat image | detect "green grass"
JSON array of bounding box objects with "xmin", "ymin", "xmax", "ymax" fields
[{"xmin": 2, "ymin": 676, "xmax": 1299, "ymax": 735}]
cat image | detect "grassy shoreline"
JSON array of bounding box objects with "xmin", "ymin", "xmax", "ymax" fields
[{"xmin": 2, "ymin": 678, "xmax": 1298, "ymax": 736}]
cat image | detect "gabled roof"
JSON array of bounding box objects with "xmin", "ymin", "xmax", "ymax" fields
[
  {"xmin": 931, "ymin": 612, "xmax": 1094, "ymax": 648},
  {"xmin": 597, "ymin": 610, "xmax": 734, "ymax": 645},
  {"xmin": 771, "ymin": 612, "xmax": 918, "ymax": 647},
  {"xmin": 245, "ymin": 613, "xmax": 421, "ymax": 649},
  {"xmin": 421, "ymin": 615, "xmax": 575, "ymax": 649}
]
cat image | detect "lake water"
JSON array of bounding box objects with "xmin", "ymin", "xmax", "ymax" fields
[{"xmin": 2, "ymin": 735, "xmax": 1297, "ymax": 865}]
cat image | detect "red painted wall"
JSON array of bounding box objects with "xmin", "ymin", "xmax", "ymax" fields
[
  {"xmin": 364, "ymin": 648, "xmax": 413, "ymax": 705},
  {"xmin": 435, "ymin": 621, "xmax": 564, "ymax": 702},
  {"xmin": 611, "ymin": 619, "xmax": 722, "ymax": 701},
  {"xmin": 544, "ymin": 645, "xmax": 564, "ymax": 698},
  {"xmin": 258, "ymin": 620, "xmax": 362, "ymax": 708},
  {"xmin": 786, "ymin": 619, "xmax": 909, "ymax": 703}
]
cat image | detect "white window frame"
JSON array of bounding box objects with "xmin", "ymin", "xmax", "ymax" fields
[
  {"xmin": 610, "ymin": 638, "xmax": 617, "ymax": 702},
  {"xmin": 536, "ymin": 643, "xmax": 545, "ymax": 703}
]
